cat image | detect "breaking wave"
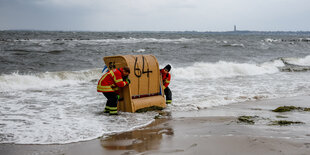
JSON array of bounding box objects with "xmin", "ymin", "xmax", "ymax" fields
[
  {"xmin": 278, "ymin": 55, "xmax": 310, "ymax": 72},
  {"xmin": 88, "ymin": 37, "xmax": 195, "ymax": 43},
  {"xmin": 281, "ymin": 55, "xmax": 310, "ymax": 66},
  {"xmin": 264, "ymin": 38, "xmax": 310, "ymax": 43},
  {"xmin": 222, "ymin": 43, "xmax": 245, "ymax": 47},
  {"xmin": 173, "ymin": 55, "xmax": 310, "ymax": 80},
  {"xmin": 2, "ymin": 37, "xmax": 196, "ymax": 44},
  {"xmin": 173, "ymin": 60, "xmax": 282, "ymax": 80},
  {"xmin": 1, "ymin": 55, "xmax": 310, "ymax": 92},
  {"xmin": 0, "ymin": 69, "xmax": 102, "ymax": 92}
]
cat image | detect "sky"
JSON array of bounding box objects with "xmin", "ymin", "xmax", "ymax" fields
[{"xmin": 0, "ymin": 0, "xmax": 309, "ymax": 31}]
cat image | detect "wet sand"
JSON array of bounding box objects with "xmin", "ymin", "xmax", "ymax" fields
[{"xmin": 1, "ymin": 96, "xmax": 310, "ymax": 155}]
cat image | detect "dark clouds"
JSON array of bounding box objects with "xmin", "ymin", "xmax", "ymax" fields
[{"xmin": 0, "ymin": 0, "xmax": 309, "ymax": 31}]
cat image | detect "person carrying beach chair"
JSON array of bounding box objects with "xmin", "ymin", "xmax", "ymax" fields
[
  {"xmin": 97, "ymin": 66, "xmax": 131, "ymax": 115},
  {"xmin": 160, "ymin": 64, "xmax": 172, "ymax": 105}
]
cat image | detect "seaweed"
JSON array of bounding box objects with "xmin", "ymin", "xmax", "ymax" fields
[
  {"xmin": 275, "ymin": 115, "xmax": 288, "ymax": 118},
  {"xmin": 154, "ymin": 111, "xmax": 171, "ymax": 119},
  {"xmin": 135, "ymin": 106, "xmax": 164, "ymax": 113},
  {"xmin": 154, "ymin": 115, "xmax": 161, "ymax": 119},
  {"xmin": 271, "ymin": 106, "xmax": 310, "ymax": 112},
  {"xmin": 272, "ymin": 106, "xmax": 300, "ymax": 112},
  {"xmin": 304, "ymin": 108, "xmax": 310, "ymax": 111},
  {"xmin": 237, "ymin": 116, "xmax": 258, "ymax": 124},
  {"xmin": 270, "ymin": 120, "xmax": 305, "ymax": 126}
]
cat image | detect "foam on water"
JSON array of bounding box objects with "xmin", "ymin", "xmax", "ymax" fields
[
  {"xmin": 168, "ymin": 55, "xmax": 310, "ymax": 111},
  {"xmin": 0, "ymin": 68, "xmax": 159, "ymax": 144},
  {"xmin": 0, "ymin": 59, "xmax": 284, "ymax": 92},
  {"xmin": 0, "ymin": 84, "xmax": 157, "ymax": 144},
  {"xmin": 169, "ymin": 69, "xmax": 310, "ymax": 111},
  {"xmin": 0, "ymin": 69, "xmax": 101, "ymax": 92},
  {"xmin": 173, "ymin": 60, "xmax": 283, "ymax": 80},
  {"xmin": 264, "ymin": 38, "xmax": 281, "ymax": 43},
  {"xmin": 282, "ymin": 55, "xmax": 310, "ymax": 66}
]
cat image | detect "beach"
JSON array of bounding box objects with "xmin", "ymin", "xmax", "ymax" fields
[{"xmin": 1, "ymin": 96, "xmax": 310, "ymax": 155}]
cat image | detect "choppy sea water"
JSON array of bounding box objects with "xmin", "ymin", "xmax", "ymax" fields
[{"xmin": 1, "ymin": 31, "xmax": 310, "ymax": 144}]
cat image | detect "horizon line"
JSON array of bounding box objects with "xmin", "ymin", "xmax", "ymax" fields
[{"xmin": 1, "ymin": 29, "xmax": 310, "ymax": 33}]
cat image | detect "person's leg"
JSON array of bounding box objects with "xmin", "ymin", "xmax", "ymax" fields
[
  {"xmin": 103, "ymin": 92, "xmax": 116, "ymax": 113},
  {"xmin": 107, "ymin": 92, "xmax": 118, "ymax": 115},
  {"xmin": 164, "ymin": 87, "xmax": 172, "ymax": 104}
]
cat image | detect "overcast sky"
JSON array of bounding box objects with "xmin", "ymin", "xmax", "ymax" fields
[{"xmin": 0, "ymin": 0, "xmax": 309, "ymax": 31}]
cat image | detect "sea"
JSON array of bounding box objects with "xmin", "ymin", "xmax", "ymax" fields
[{"xmin": 0, "ymin": 31, "xmax": 310, "ymax": 144}]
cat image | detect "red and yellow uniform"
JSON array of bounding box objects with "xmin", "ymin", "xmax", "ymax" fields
[
  {"xmin": 97, "ymin": 68, "xmax": 128, "ymax": 115},
  {"xmin": 160, "ymin": 69, "xmax": 171, "ymax": 90},
  {"xmin": 160, "ymin": 69, "xmax": 172, "ymax": 104},
  {"xmin": 97, "ymin": 68, "xmax": 128, "ymax": 94}
]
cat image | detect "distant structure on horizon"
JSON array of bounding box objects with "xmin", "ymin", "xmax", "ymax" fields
[{"xmin": 234, "ymin": 25, "xmax": 237, "ymax": 32}]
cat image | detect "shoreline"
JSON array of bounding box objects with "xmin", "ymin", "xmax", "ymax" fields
[{"xmin": 1, "ymin": 96, "xmax": 310, "ymax": 155}]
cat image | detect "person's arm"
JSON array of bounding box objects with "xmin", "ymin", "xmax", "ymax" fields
[
  {"xmin": 163, "ymin": 73, "xmax": 171, "ymax": 89},
  {"xmin": 112, "ymin": 70, "xmax": 128, "ymax": 87}
]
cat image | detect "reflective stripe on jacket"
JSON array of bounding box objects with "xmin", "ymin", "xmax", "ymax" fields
[
  {"xmin": 160, "ymin": 69, "xmax": 171, "ymax": 89},
  {"xmin": 97, "ymin": 68, "xmax": 128, "ymax": 93}
]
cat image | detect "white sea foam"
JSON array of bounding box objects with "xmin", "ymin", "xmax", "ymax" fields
[
  {"xmin": 0, "ymin": 69, "xmax": 102, "ymax": 92},
  {"xmin": 135, "ymin": 49, "xmax": 146, "ymax": 53},
  {"xmin": 264, "ymin": 38, "xmax": 281, "ymax": 43},
  {"xmin": 282, "ymin": 55, "xmax": 310, "ymax": 66},
  {"xmin": 0, "ymin": 60, "xmax": 284, "ymax": 92},
  {"xmin": 0, "ymin": 68, "xmax": 159, "ymax": 144},
  {"xmin": 14, "ymin": 38, "xmax": 196, "ymax": 44},
  {"xmin": 222, "ymin": 43, "xmax": 245, "ymax": 47},
  {"xmin": 173, "ymin": 60, "xmax": 281, "ymax": 80},
  {"xmin": 0, "ymin": 82, "xmax": 157, "ymax": 144},
  {"xmin": 169, "ymin": 70, "xmax": 310, "ymax": 112},
  {"xmin": 78, "ymin": 37, "xmax": 196, "ymax": 44},
  {"xmin": 167, "ymin": 56, "xmax": 309, "ymax": 111}
]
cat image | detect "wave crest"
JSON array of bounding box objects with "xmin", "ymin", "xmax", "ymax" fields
[
  {"xmin": 173, "ymin": 61, "xmax": 281, "ymax": 80},
  {"xmin": 0, "ymin": 69, "xmax": 102, "ymax": 92}
]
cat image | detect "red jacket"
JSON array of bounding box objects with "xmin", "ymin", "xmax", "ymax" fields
[
  {"xmin": 97, "ymin": 68, "xmax": 128, "ymax": 93},
  {"xmin": 160, "ymin": 69, "xmax": 171, "ymax": 89}
]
